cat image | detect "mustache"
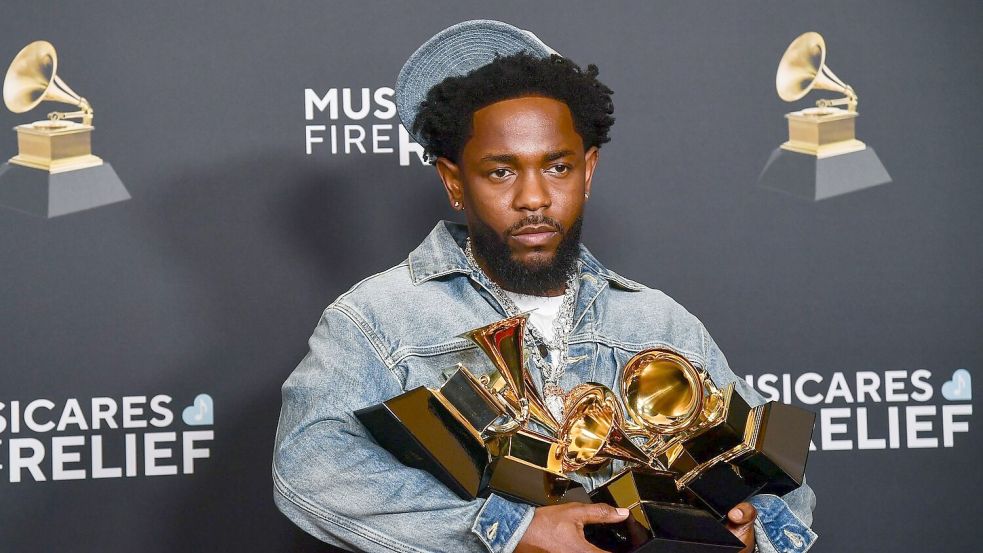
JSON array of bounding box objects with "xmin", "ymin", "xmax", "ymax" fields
[{"xmin": 505, "ymin": 215, "xmax": 564, "ymax": 236}]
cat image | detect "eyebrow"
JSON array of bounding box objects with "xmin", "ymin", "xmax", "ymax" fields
[{"xmin": 478, "ymin": 150, "xmax": 576, "ymax": 164}]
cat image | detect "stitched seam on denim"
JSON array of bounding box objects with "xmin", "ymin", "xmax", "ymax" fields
[
  {"xmin": 412, "ymin": 266, "xmax": 468, "ymax": 285},
  {"xmin": 583, "ymin": 308, "xmax": 599, "ymax": 382},
  {"xmin": 589, "ymin": 335, "xmax": 706, "ymax": 364},
  {"xmin": 273, "ymin": 463, "xmax": 425, "ymax": 553},
  {"xmin": 574, "ymin": 279, "xmax": 608, "ymax": 331},
  {"xmin": 391, "ymin": 341, "xmax": 476, "ymax": 364},
  {"xmin": 328, "ymin": 303, "xmax": 396, "ymax": 372},
  {"xmin": 606, "ymin": 272, "xmax": 645, "ymax": 291},
  {"xmin": 336, "ymin": 262, "xmax": 410, "ymax": 300}
]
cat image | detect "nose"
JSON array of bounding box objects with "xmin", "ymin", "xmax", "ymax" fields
[{"xmin": 512, "ymin": 170, "xmax": 551, "ymax": 212}]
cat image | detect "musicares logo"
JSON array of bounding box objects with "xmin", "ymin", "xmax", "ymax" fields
[
  {"xmin": 303, "ymin": 87, "xmax": 427, "ymax": 166},
  {"xmin": 744, "ymin": 369, "xmax": 972, "ymax": 451},
  {"xmin": 0, "ymin": 393, "xmax": 214, "ymax": 483}
]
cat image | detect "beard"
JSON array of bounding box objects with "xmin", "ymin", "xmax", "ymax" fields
[{"xmin": 469, "ymin": 213, "xmax": 583, "ymax": 296}]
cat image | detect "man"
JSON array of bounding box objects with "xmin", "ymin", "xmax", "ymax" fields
[{"xmin": 274, "ymin": 20, "xmax": 816, "ymax": 553}]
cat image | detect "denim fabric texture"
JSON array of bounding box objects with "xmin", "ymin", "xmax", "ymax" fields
[{"xmin": 273, "ymin": 221, "xmax": 817, "ymax": 553}]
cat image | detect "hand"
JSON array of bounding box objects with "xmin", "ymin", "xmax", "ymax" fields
[
  {"xmin": 726, "ymin": 502, "xmax": 757, "ymax": 553},
  {"xmin": 515, "ymin": 502, "xmax": 629, "ymax": 553}
]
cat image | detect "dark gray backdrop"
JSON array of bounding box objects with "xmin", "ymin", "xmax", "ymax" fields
[{"xmin": 1, "ymin": 1, "xmax": 981, "ymax": 551}]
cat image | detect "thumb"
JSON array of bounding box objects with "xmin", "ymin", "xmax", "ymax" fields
[
  {"xmin": 727, "ymin": 503, "xmax": 757, "ymax": 527},
  {"xmin": 577, "ymin": 503, "xmax": 631, "ymax": 525}
]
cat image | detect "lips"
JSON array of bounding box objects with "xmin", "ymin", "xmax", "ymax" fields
[{"xmin": 510, "ymin": 224, "xmax": 560, "ymax": 247}]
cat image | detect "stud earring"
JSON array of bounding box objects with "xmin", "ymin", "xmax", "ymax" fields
[
  {"xmin": 454, "ymin": 201, "xmax": 461, "ymax": 209},
  {"xmin": 584, "ymin": 193, "xmax": 590, "ymax": 199}
]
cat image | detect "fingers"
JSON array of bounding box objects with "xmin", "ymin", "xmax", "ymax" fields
[
  {"xmin": 727, "ymin": 502, "xmax": 757, "ymax": 527},
  {"xmin": 576, "ymin": 503, "xmax": 630, "ymax": 525}
]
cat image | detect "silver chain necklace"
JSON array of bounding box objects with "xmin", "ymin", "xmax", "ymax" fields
[{"xmin": 464, "ymin": 238, "xmax": 579, "ymax": 420}]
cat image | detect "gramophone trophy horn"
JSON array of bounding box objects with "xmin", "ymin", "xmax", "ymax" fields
[
  {"xmin": 4, "ymin": 41, "xmax": 94, "ymax": 124},
  {"xmin": 777, "ymin": 31, "xmax": 857, "ymax": 111},
  {"xmin": 554, "ymin": 383, "xmax": 654, "ymax": 473},
  {"xmin": 463, "ymin": 314, "xmax": 561, "ymax": 435},
  {"xmin": 619, "ymin": 349, "xmax": 731, "ymax": 458}
]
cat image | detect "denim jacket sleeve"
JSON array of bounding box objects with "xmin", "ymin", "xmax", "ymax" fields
[
  {"xmin": 702, "ymin": 327, "xmax": 819, "ymax": 553},
  {"xmin": 273, "ymin": 305, "xmax": 534, "ymax": 553}
]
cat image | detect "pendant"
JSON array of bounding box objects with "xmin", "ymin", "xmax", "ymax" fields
[{"xmin": 544, "ymin": 384, "xmax": 565, "ymax": 421}]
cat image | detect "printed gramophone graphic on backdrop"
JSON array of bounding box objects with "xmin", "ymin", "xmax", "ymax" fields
[
  {"xmin": 0, "ymin": 41, "xmax": 129, "ymax": 217},
  {"xmin": 758, "ymin": 32, "xmax": 891, "ymax": 201},
  {"xmin": 357, "ymin": 314, "xmax": 815, "ymax": 553}
]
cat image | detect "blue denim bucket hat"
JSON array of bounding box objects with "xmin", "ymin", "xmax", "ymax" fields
[{"xmin": 395, "ymin": 19, "xmax": 556, "ymax": 151}]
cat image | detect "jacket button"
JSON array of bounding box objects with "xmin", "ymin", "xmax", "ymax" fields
[{"xmin": 485, "ymin": 521, "xmax": 499, "ymax": 541}]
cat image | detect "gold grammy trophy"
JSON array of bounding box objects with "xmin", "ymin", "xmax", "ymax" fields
[
  {"xmin": 758, "ymin": 31, "xmax": 890, "ymax": 200},
  {"xmin": 0, "ymin": 41, "xmax": 128, "ymax": 217},
  {"xmin": 356, "ymin": 314, "xmax": 587, "ymax": 506}
]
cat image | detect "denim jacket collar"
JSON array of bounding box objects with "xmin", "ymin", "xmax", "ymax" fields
[{"xmin": 408, "ymin": 221, "xmax": 644, "ymax": 293}]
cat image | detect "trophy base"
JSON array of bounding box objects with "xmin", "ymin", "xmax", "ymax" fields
[
  {"xmin": 684, "ymin": 462, "xmax": 769, "ymax": 520},
  {"xmin": 355, "ymin": 387, "xmax": 489, "ymax": 500},
  {"xmin": 587, "ymin": 468, "xmax": 744, "ymax": 552},
  {"xmin": 757, "ymin": 146, "xmax": 891, "ymax": 201},
  {"xmin": 484, "ymin": 430, "xmax": 583, "ymax": 506},
  {"xmin": 585, "ymin": 502, "xmax": 745, "ymax": 553},
  {"xmin": 0, "ymin": 162, "xmax": 130, "ymax": 218},
  {"xmin": 734, "ymin": 402, "xmax": 816, "ymax": 496}
]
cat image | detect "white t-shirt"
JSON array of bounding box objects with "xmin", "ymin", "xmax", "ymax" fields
[{"xmin": 503, "ymin": 291, "xmax": 564, "ymax": 368}]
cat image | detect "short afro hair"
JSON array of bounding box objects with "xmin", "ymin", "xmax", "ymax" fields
[{"xmin": 413, "ymin": 52, "xmax": 614, "ymax": 163}]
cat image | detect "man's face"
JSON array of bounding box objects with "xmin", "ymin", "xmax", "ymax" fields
[{"xmin": 436, "ymin": 96, "xmax": 599, "ymax": 294}]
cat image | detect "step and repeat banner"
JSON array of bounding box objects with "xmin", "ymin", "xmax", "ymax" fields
[{"xmin": 1, "ymin": 1, "xmax": 980, "ymax": 551}]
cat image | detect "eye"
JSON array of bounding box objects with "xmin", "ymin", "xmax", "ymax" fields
[
  {"xmin": 489, "ymin": 168, "xmax": 514, "ymax": 180},
  {"xmin": 546, "ymin": 164, "xmax": 571, "ymax": 176}
]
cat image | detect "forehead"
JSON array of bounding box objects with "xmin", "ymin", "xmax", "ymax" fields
[{"xmin": 464, "ymin": 96, "xmax": 582, "ymax": 159}]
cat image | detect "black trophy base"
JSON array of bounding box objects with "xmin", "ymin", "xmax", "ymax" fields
[
  {"xmin": 0, "ymin": 162, "xmax": 129, "ymax": 217},
  {"xmin": 757, "ymin": 147, "xmax": 890, "ymax": 201},
  {"xmin": 683, "ymin": 386, "xmax": 752, "ymax": 465},
  {"xmin": 736, "ymin": 402, "xmax": 816, "ymax": 496},
  {"xmin": 355, "ymin": 387, "xmax": 489, "ymax": 500},
  {"xmin": 591, "ymin": 467, "xmax": 687, "ymax": 508},
  {"xmin": 684, "ymin": 462, "xmax": 769, "ymax": 520},
  {"xmin": 485, "ymin": 430, "xmax": 582, "ymax": 506},
  {"xmin": 585, "ymin": 502, "xmax": 745, "ymax": 553}
]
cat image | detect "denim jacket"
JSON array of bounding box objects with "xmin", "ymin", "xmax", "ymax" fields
[{"xmin": 274, "ymin": 221, "xmax": 818, "ymax": 553}]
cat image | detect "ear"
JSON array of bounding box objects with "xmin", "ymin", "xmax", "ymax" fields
[
  {"xmin": 583, "ymin": 146, "xmax": 599, "ymax": 198},
  {"xmin": 435, "ymin": 157, "xmax": 464, "ymax": 210}
]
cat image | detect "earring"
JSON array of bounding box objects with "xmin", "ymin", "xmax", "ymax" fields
[
  {"xmin": 584, "ymin": 193, "xmax": 590, "ymax": 199},
  {"xmin": 454, "ymin": 201, "xmax": 461, "ymax": 209}
]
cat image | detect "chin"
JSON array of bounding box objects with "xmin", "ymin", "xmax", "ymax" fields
[{"xmin": 512, "ymin": 250, "xmax": 556, "ymax": 270}]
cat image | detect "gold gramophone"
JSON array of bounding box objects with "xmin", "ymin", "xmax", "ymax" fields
[
  {"xmin": 552, "ymin": 383, "xmax": 655, "ymax": 473},
  {"xmin": 462, "ymin": 314, "xmax": 560, "ymax": 435},
  {"xmin": 619, "ymin": 349, "xmax": 738, "ymax": 459},
  {"xmin": 357, "ymin": 314, "xmax": 584, "ymax": 506},
  {"xmin": 776, "ymin": 31, "xmax": 866, "ymax": 159},
  {"xmin": 3, "ymin": 41, "xmax": 102, "ymax": 173},
  {"xmin": 758, "ymin": 31, "xmax": 890, "ymax": 200}
]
